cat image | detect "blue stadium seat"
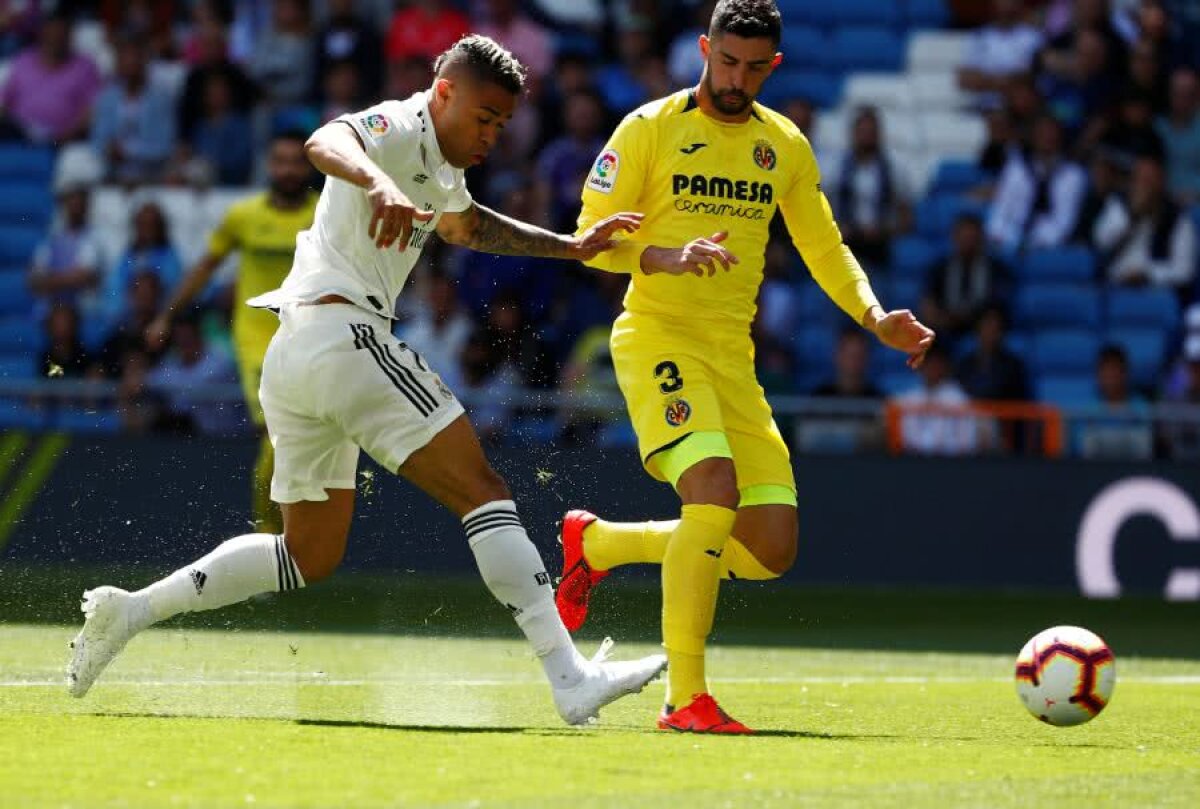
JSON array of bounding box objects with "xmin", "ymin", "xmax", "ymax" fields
[
  {"xmin": 878, "ymin": 370, "xmax": 918, "ymax": 395},
  {"xmin": 0, "ymin": 183, "xmax": 53, "ymax": 227},
  {"xmin": 781, "ymin": 27, "xmax": 828, "ymax": 69},
  {"xmin": 929, "ymin": 161, "xmax": 987, "ymax": 195},
  {"xmin": 0, "ymin": 225, "xmax": 43, "ymax": 264},
  {"xmin": 1105, "ymin": 288, "xmax": 1180, "ymax": 331},
  {"xmin": 1036, "ymin": 375, "xmax": 1095, "ymax": 406},
  {"xmin": 1030, "ymin": 330, "xmax": 1102, "ymax": 375},
  {"xmin": 887, "ymin": 278, "xmax": 922, "ymax": 310},
  {"xmin": 776, "ymin": 1, "xmax": 833, "ymax": 27},
  {"xmin": 0, "ymin": 317, "xmax": 37, "ymax": 352},
  {"xmin": 54, "ymin": 407, "xmax": 122, "ymax": 435},
  {"xmin": 0, "ymin": 144, "xmax": 54, "ymax": 181},
  {"xmin": 1014, "ymin": 285, "xmax": 1102, "ymax": 329},
  {"xmin": 796, "ymin": 282, "xmax": 840, "ymax": 324},
  {"xmin": 0, "ymin": 352, "xmax": 34, "ymax": 379},
  {"xmin": 1017, "ymin": 247, "xmax": 1097, "ymax": 284},
  {"xmin": 827, "ymin": 0, "xmax": 903, "ymax": 27},
  {"xmin": 795, "ymin": 325, "xmax": 836, "ymax": 364},
  {"xmin": 915, "ymin": 194, "xmax": 985, "ymax": 239},
  {"xmin": 0, "ymin": 398, "xmax": 47, "ymax": 430},
  {"xmin": 906, "ymin": 0, "xmax": 950, "ymax": 28},
  {"xmin": 763, "ymin": 69, "xmax": 843, "ymax": 108},
  {"xmin": 597, "ymin": 421, "xmax": 637, "ymax": 450},
  {"xmin": 890, "ymin": 236, "xmax": 942, "ymax": 280},
  {"xmin": 0, "ymin": 272, "xmax": 31, "ymax": 315},
  {"xmin": 1104, "ymin": 328, "xmax": 1167, "ymax": 388},
  {"xmin": 829, "ymin": 27, "xmax": 905, "ymax": 72}
]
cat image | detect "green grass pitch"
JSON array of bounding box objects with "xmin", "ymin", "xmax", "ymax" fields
[{"xmin": 2, "ymin": 572, "xmax": 1199, "ymax": 807}]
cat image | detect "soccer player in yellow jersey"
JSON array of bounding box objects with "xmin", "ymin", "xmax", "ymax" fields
[
  {"xmin": 147, "ymin": 132, "xmax": 318, "ymax": 534},
  {"xmin": 555, "ymin": 0, "xmax": 935, "ymax": 733}
]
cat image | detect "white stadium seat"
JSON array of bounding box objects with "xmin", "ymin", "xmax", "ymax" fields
[
  {"xmin": 843, "ymin": 74, "xmax": 916, "ymax": 111},
  {"xmin": 907, "ymin": 31, "xmax": 970, "ymax": 73},
  {"xmin": 909, "ymin": 72, "xmax": 973, "ymax": 113}
]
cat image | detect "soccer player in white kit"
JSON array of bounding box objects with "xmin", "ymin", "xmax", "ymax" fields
[{"xmin": 66, "ymin": 36, "xmax": 669, "ymax": 726}]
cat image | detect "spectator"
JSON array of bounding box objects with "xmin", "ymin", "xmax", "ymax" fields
[
  {"xmin": 557, "ymin": 273, "xmax": 626, "ymax": 443},
  {"xmin": 987, "ymin": 115, "xmax": 1087, "ymax": 253},
  {"xmin": 481, "ymin": 289, "xmax": 556, "ymax": 390},
  {"xmin": 812, "ymin": 327, "xmax": 882, "ymax": 399},
  {"xmin": 825, "ymin": 107, "xmax": 909, "ymax": 269},
  {"xmin": 595, "ymin": 25, "xmax": 659, "ymax": 113},
  {"xmin": 147, "ymin": 314, "xmax": 241, "ymax": 435},
  {"xmin": 1094, "ymin": 156, "xmax": 1197, "ymax": 291},
  {"xmin": 667, "ymin": 0, "xmax": 712, "ymax": 87},
  {"xmin": 1038, "ymin": 0, "xmax": 1128, "ymax": 85},
  {"xmin": 189, "ymin": 71, "xmax": 256, "ymax": 185},
  {"xmin": 313, "ymin": 0, "xmax": 382, "ymax": 103},
  {"xmin": 923, "ymin": 214, "xmax": 1013, "ymax": 342},
  {"xmin": 385, "ymin": 56, "xmax": 434, "ymax": 102},
  {"xmin": 100, "ymin": 0, "xmax": 179, "ymax": 62},
  {"xmin": 1073, "ymin": 152, "xmax": 1123, "ymax": 246},
  {"xmin": 1077, "ymin": 344, "xmax": 1153, "ymax": 459},
  {"xmin": 103, "ymin": 202, "xmax": 184, "ymax": 330},
  {"xmin": 955, "ymin": 303, "xmax": 1029, "ymax": 401},
  {"xmin": 91, "ymin": 270, "xmax": 167, "ymax": 380},
  {"xmin": 319, "ymin": 59, "xmax": 363, "ymax": 124},
  {"xmin": 90, "ymin": 36, "xmax": 177, "ymax": 185},
  {"xmin": 892, "ymin": 343, "xmax": 983, "ymax": 456},
  {"xmin": 979, "ymin": 108, "xmax": 1017, "ymax": 176},
  {"xmin": 1157, "ymin": 67, "xmax": 1200, "ymax": 204},
  {"xmin": 957, "ymin": 0, "xmax": 1044, "ymax": 109},
  {"xmin": 1039, "ymin": 28, "xmax": 1115, "ymax": 136},
  {"xmin": 385, "ymin": 0, "xmax": 469, "ymax": 64},
  {"xmin": 181, "ymin": 0, "xmax": 235, "ymax": 65},
  {"xmin": 1091, "ymin": 88, "xmax": 1166, "ymax": 170},
  {"xmin": 1126, "ymin": 0, "xmax": 1189, "ymax": 75},
  {"xmin": 0, "ymin": 0, "xmax": 41, "ymax": 59},
  {"xmin": 999, "ymin": 74, "xmax": 1046, "ymax": 152},
  {"xmin": 475, "ymin": 0, "xmax": 552, "ymax": 86},
  {"xmin": 458, "ymin": 329, "xmax": 519, "ymax": 443},
  {"xmin": 249, "ymin": 0, "xmax": 315, "ymax": 112},
  {"xmin": 752, "ymin": 238, "xmax": 799, "ymax": 393},
  {"xmin": 1125, "ymin": 38, "xmax": 1169, "ymax": 116},
  {"xmin": 0, "ymin": 12, "xmax": 100, "ymax": 144},
  {"xmin": 28, "ymin": 183, "xmax": 102, "ymax": 321},
  {"xmin": 178, "ymin": 11, "xmax": 258, "ymax": 141},
  {"xmin": 40, "ymin": 303, "xmax": 89, "ymax": 379},
  {"xmin": 535, "ymin": 89, "xmax": 607, "ymax": 233},
  {"xmin": 536, "ymin": 51, "xmax": 598, "ymax": 148},
  {"xmin": 396, "ymin": 272, "xmax": 471, "ymax": 396},
  {"xmin": 1161, "ymin": 333, "xmax": 1200, "ymax": 460}
]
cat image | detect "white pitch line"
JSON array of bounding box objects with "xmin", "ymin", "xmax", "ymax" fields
[{"xmin": 3, "ymin": 675, "xmax": 1200, "ymax": 688}]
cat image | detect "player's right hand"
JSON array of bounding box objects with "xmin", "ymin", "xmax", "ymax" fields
[
  {"xmin": 647, "ymin": 232, "xmax": 739, "ymax": 277},
  {"xmin": 144, "ymin": 316, "xmax": 170, "ymax": 351},
  {"xmin": 367, "ymin": 177, "xmax": 434, "ymax": 250}
]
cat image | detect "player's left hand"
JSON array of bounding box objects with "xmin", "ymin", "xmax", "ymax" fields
[
  {"xmin": 873, "ymin": 309, "xmax": 936, "ymax": 369},
  {"xmin": 568, "ymin": 212, "xmax": 645, "ymax": 260}
]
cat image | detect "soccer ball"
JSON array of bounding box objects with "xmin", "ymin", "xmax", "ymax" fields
[{"xmin": 1015, "ymin": 625, "xmax": 1116, "ymax": 726}]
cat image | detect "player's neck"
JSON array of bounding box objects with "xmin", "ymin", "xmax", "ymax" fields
[
  {"xmin": 693, "ymin": 84, "xmax": 752, "ymax": 125},
  {"xmin": 268, "ymin": 190, "xmax": 307, "ymax": 211}
]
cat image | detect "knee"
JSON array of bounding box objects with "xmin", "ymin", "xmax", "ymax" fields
[
  {"xmin": 677, "ymin": 458, "xmax": 739, "ymax": 511},
  {"xmin": 283, "ymin": 531, "xmax": 345, "ymax": 583},
  {"xmin": 756, "ymin": 526, "xmax": 798, "ymax": 575}
]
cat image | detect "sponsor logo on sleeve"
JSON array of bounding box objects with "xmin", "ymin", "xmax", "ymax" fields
[{"xmin": 587, "ymin": 149, "xmax": 619, "ymax": 194}]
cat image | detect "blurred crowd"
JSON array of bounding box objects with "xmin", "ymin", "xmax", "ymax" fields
[{"xmin": 6, "ymin": 0, "xmax": 1200, "ymax": 458}]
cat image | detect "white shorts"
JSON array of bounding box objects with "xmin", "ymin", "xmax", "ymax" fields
[{"xmin": 259, "ymin": 302, "xmax": 464, "ymax": 504}]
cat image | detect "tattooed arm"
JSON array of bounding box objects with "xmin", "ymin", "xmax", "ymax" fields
[{"xmin": 437, "ymin": 202, "xmax": 643, "ymax": 261}]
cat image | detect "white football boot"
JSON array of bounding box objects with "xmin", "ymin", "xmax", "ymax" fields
[
  {"xmin": 67, "ymin": 587, "xmax": 148, "ymax": 697},
  {"xmin": 552, "ymin": 638, "xmax": 667, "ymax": 725}
]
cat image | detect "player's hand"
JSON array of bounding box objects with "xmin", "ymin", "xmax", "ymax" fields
[
  {"xmin": 367, "ymin": 177, "xmax": 434, "ymax": 250},
  {"xmin": 644, "ymin": 232, "xmax": 739, "ymax": 277},
  {"xmin": 569, "ymin": 212, "xmax": 645, "ymax": 260},
  {"xmin": 872, "ymin": 309, "xmax": 936, "ymax": 369},
  {"xmin": 144, "ymin": 316, "xmax": 171, "ymax": 351}
]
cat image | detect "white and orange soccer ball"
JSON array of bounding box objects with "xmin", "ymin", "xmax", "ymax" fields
[{"xmin": 1015, "ymin": 626, "xmax": 1116, "ymax": 726}]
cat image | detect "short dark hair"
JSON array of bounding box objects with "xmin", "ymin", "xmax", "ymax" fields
[
  {"xmin": 271, "ymin": 129, "xmax": 309, "ymax": 148},
  {"xmin": 709, "ymin": 0, "xmax": 782, "ymax": 46},
  {"xmin": 433, "ymin": 35, "xmax": 526, "ymax": 95},
  {"xmin": 1099, "ymin": 344, "xmax": 1128, "ymax": 367}
]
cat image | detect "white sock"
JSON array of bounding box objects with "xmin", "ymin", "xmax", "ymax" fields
[
  {"xmin": 464, "ymin": 500, "xmax": 587, "ymax": 688},
  {"xmin": 133, "ymin": 533, "xmax": 304, "ymax": 629}
]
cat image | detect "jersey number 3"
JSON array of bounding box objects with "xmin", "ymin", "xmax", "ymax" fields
[{"xmin": 655, "ymin": 360, "xmax": 684, "ymax": 394}]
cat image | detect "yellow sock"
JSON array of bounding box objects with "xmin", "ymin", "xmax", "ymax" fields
[
  {"xmin": 662, "ymin": 503, "xmax": 736, "ymax": 707},
  {"xmin": 584, "ymin": 520, "xmax": 780, "ymax": 581},
  {"xmin": 253, "ymin": 434, "xmax": 282, "ymax": 534}
]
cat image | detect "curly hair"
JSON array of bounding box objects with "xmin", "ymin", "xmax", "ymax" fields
[
  {"xmin": 709, "ymin": 0, "xmax": 783, "ymax": 46},
  {"xmin": 433, "ymin": 35, "xmax": 526, "ymax": 95}
]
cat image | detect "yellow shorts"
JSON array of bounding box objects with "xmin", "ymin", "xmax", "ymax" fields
[
  {"xmin": 233, "ymin": 313, "xmax": 277, "ymax": 428},
  {"xmin": 610, "ymin": 311, "xmax": 795, "ymax": 494}
]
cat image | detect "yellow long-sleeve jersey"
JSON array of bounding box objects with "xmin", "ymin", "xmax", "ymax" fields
[{"xmin": 577, "ymin": 89, "xmax": 879, "ymax": 326}]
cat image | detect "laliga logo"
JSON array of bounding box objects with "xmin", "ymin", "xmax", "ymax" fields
[
  {"xmin": 1076, "ymin": 477, "xmax": 1200, "ymax": 601},
  {"xmin": 595, "ymin": 153, "xmax": 616, "ymax": 177}
]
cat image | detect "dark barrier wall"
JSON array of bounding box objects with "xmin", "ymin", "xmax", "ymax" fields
[{"xmin": 1, "ymin": 433, "xmax": 1198, "ymax": 599}]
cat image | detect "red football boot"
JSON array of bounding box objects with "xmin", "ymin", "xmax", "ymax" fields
[
  {"xmin": 657, "ymin": 694, "xmax": 754, "ymax": 734},
  {"xmin": 555, "ymin": 510, "xmax": 609, "ymax": 632}
]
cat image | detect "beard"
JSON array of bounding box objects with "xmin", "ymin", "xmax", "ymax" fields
[{"xmin": 705, "ymin": 74, "xmax": 752, "ymax": 115}]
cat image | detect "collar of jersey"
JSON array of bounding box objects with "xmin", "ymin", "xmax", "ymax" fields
[{"xmin": 416, "ymin": 90, "xmax": 450, "ymax": 172}]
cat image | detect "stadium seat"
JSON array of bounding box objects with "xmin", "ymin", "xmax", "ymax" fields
[
  {"xmin": 54, "ymin": 407, "xmax": 122, "ymax": 435},
  {"xmin": 1018, "ymin": 247, "xmax": 1097, "ymax": 284},
  {"xmin": 764, "ymin": 70, "xmax": 843, "ymax": 109},
  {"xmin": 907, "ymin": 31, "xmax": 968, "ymax": 73},
  {"xmin": 909, "ymin": 73, "xmax": 973, "ymax": 113},
  {"xmin": 844, "ymin": 74, "xmax": 915, "ymax": 111},
  {"xmin": 1030, "ymin": 330, "xmax": 1102, "ymax": 375},
  {"xmin": 1036, "ymin": 375, "xmax": 1096, "ymax": 406},
  {"xmin": 0, "ymin": 144, "xmax": 54, "ymax": 182},
  {"xmin": 1104, "ymin": 328, "xmax": 1167, "ymax": 388},
  {"xmin": 906, "ymin": 0, "xmax": 950, "ymax": 28},
  {"xmin": 0, "ymin": 398, "xmax": 47, "ymax": 430},
  {"xmin": 829, "ymin": 27, "xmax": 905, "ymax": 73},
  {"xmin": 1105, "ymin": 288, "xmax": 1180, "ymax": 331},
  {"xmin": 916, "ymin": 194, "xmax": 983, "ymax": 239},
  {"xmin": 0, "ymin": 225, "xmax": 43, "ymax": 264},
  {"xmin": 597, "ymin": 421, "xmax": 637, "ymax": 450},
  {"xmin": 781, "ymin": 26, "xmax": 828, "ymax": 69},
  {"xmin": 1014, "ymin": 285, "xmax": 1102, "ymax": 329},
  {"xmin": 929, "ymin": 161, "xmax": 987, "ymax": 195},
  {"xmin": 0, "ymin": 183, "xmax": 54, "ymax": 226},
  {"xmin": 0, "ymin": 317, "xmax": 37, "ymax": 352},
  {"xmin": 796, "ymin": 282, "xmax": 841, "ymax": 325},
  {"xmin": 920, "ymin": 112, "xmax": 987, "ymax": 158},
  {"xmin": 0, "ymin": 272, "xmax": 32, "ymax": 315},
  {"xmin": 0, "ymin": 352, "xmax": 34, "ymax": 379},
  {"xmin": 887, "ymin": 278, "xmax": 923, "ymax": 309},
  {"xmin": 878, "ymin": 370, "xmax": 918, "ymax": 395},
  {"xmin": 827, "ymin": 0, "xmax": 903, "ymax": 27},
  {"xmin": 795, "ymin": 326, "xmax": 836, "ymax": 366},
  {"xmin": 890, "ymin": 236, "xmax": 942, "ymax": 280}
]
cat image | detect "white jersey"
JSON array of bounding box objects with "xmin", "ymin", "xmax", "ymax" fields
[{"xmin": 248, "ymin": 91, "xmax": 473, "ymax": 320}]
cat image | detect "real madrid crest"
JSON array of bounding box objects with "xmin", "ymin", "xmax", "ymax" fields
[{"xmin": 753, "ymin": 139, "xmax": 777, "ymax": 171}]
